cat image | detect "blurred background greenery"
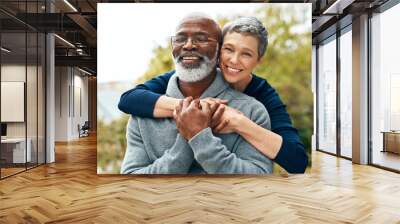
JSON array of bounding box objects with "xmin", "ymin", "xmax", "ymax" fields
[{"xmin": 98, "ymin": 5, "xmax": 312, "ymax": 174}]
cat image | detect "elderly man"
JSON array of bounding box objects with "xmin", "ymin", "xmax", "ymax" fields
[{"xmin": 120, "ymin": 14, "xmax": 273, "ymax": 174}]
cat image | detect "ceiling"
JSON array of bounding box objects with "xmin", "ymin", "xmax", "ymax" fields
[
  {"xmin": 309, "ymin": 0, "xmax": 390, "ymax": 43},
  {"xmin": 0, "ymin": 0, "xmax": 100, "ymax": 74}
]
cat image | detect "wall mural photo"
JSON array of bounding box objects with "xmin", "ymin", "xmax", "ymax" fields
[{"xmin": 97, "ymin": 3, "xmax": 312, "ymax": 175}]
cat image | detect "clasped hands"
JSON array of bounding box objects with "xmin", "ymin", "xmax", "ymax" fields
[{"xmin": 173, "ymin": 96, "xmax": 243, "ymax": 140}]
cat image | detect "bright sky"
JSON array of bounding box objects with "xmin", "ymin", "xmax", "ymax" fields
[{"xmin": 97, "ymin": 3, "xmax": 309, "ymax": 83}]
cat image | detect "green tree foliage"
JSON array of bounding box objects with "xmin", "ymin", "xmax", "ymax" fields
[
  {"xmin": 135, "ymin": 43, "xmax": 175, "ymax": 84},
  {"xmin": 97, "ymin": 115, "xmax": 129, "ymax": 173}
]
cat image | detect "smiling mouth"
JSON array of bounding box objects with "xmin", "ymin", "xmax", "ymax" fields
[
  {"xmin": 225, "ymin": 65, "xmax": 243, "ymax": 74},
  {"xmin": 181, "ymin": 56, "xmax": 200, "ymax": 63},
  {"xmin": 178, "ymin": 55, "xmax": 204, "ymax": 66}
]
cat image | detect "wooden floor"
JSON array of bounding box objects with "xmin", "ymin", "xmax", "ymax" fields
[
  {"xmin": 1, "ymin": 135, "xmax": 400, "ymax": 223},
  {"xmin": 0, "ymin": 167, "xmax": 26, "ymax": 178},
  {"xmin": 1, "ymin": 163, "xmax": 44, "ymax": 178}
]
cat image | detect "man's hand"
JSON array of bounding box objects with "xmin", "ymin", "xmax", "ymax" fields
[{"xmin": 173, "ymin": 97, "xmax": 218, "ymax": 140}]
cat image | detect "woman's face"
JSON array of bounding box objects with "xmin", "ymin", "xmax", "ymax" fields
[{"xmin": 219, "ymin": 32, "xmax": 261, "ymax": 84}]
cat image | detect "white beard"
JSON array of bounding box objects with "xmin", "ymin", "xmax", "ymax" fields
[{"xmin": 174, "ymin": 46, "xmax": 218, "ymax": 83}]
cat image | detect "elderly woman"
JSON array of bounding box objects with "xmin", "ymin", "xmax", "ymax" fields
[{"xmin": 118, "ymin": 17, "xmax": 308, "ymax": 173}]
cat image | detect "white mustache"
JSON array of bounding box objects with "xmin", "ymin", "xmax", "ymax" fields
[{"xmin": 176, "ymin": 53, "xmax": 205, "ymax": 61}]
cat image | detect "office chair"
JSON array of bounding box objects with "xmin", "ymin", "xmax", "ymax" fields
[{"xmin": 79, "ymin": 121, "xmax": 90, "ymax": 138}]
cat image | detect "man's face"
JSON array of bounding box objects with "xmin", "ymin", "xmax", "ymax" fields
[{"xmin": 172, "ymin": 18, "xmax": 219, "ymax": 82}]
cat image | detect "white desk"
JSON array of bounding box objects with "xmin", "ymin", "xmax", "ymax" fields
[{"xmin": 1, "ymin": 138, "xmax": 31, "ymax": 163}]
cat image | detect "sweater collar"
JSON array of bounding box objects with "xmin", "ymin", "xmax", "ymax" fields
[{"xmin": 166, "ymin": 69, "xmax": 229, "ymax": 99}]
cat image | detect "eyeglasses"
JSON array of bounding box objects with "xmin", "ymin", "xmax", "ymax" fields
[{"xmin": 171, "ymin": 34, "xmax": 217, "ymax": 46}]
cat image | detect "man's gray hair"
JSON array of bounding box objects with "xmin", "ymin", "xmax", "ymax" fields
[{"xmin": 222, "ymin": 17, "xmax": 268, "ymax": 58}]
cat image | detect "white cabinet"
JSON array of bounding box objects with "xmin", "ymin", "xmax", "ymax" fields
[{"xmin": 1, "ymin": 138, "xmax": 32, "ymax": 163}]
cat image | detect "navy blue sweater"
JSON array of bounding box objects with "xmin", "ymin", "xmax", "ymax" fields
[{"xmin": 118, "ymin": 71, "xmax": 308, "ymax": 173}]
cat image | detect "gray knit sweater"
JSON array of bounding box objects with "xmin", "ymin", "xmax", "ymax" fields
[{"xmin": 120, "ymin": 71, "xmax": 273, "ymax": 174}]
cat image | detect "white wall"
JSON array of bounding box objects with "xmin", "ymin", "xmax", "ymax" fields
[
  {"xmin": 55, "ymin": 67, "xmax": 69, "ymax": 141},
  {"xmin": 1, "ymin": 65, "xmax": 33, "ymax": 138},
  {"xmin": 1, "ymin": 65, "xmax": 26, "ymax": 140},
  {"xmin": 1, "ymin": 64, "xmax": 37, "ymax": 137},
  {"xmin": 55, "ymin": 67, "xmax": 89, "ymax": 141}
]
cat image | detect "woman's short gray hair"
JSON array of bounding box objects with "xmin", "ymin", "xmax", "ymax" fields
[{"xmin": 222, "ymin": 17, "xmax": 268, "ymax": 58}]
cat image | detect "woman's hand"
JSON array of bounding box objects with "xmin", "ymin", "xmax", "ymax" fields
[
  {"xmin": 212, "ymin": 105, "xmax": 244, "ymax": 134},
  {"xmin": 201, "ymin": 97, "xmax": 228, "ymax": 107}
]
